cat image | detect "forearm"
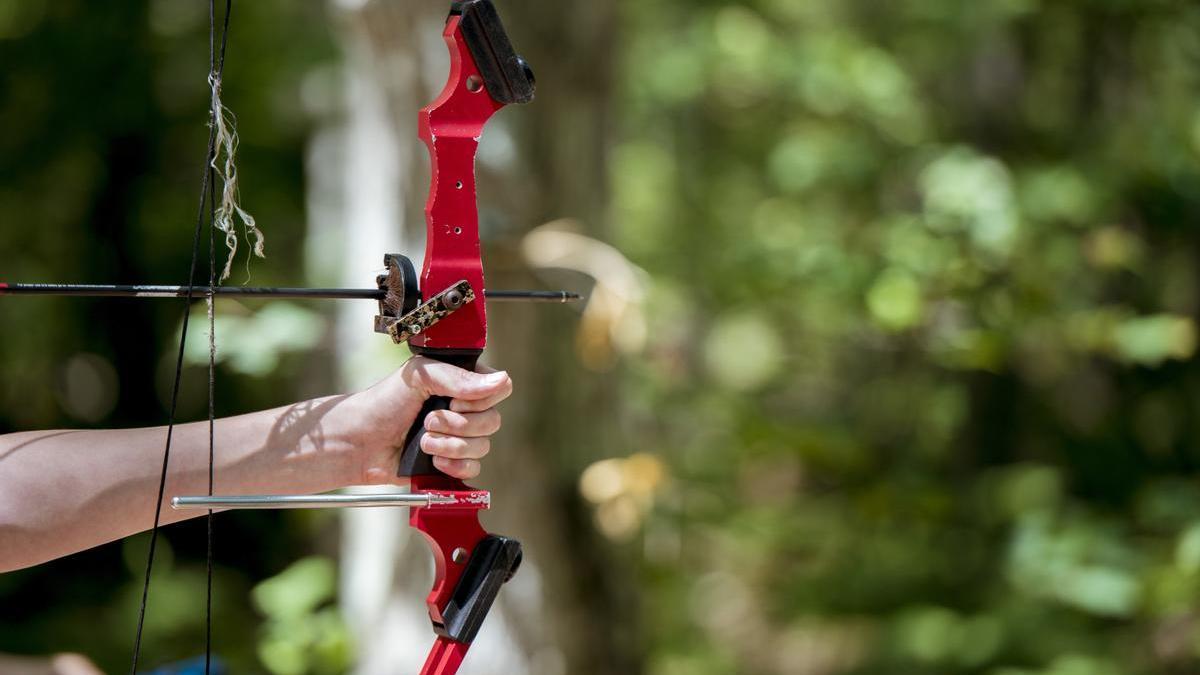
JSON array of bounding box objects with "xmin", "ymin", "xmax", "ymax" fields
[{"xmin": 0, "ymin": 395, "xmax": 364, "ymax": 572}]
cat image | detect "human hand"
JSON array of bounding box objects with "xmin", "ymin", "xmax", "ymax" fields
[{"xmin": 343, "ymin": 357, "xmax": 513, "ymax": 484}]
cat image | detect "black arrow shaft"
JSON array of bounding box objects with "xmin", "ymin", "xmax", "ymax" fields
[{"xmin": 0, "ymin": 283, "xmax": 578, "ymax": 302}]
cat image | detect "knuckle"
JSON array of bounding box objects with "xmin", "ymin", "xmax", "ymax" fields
[
  {"xmin": 406, "ymin": 355, "xmax": 428, "ymax": 375},
  {"xmin": 406, "ymin": 357, "xmax": 435, "ymax": 392},
  {"xmin": 457, "ymin": 459, "xmax": 480, "ymax": 478},
  {"xmin": 426, "ymin": 410, "xmax": 457, "ymax": 433},
  {"xmin": 425, "ymin": 433, "xmax": 468, "ymax": 458},
  {"xmin": 452, "ymin": 367, "xmax": 474, "ymax": 392},
  {"xmin": 419, "ymin": 433, "xmax": 437, "ymax": 454},
  {"xmin": 458, "ymin": 399, "xmax": 484, "ymax": 413},
  {"xmin": 435, "ymin": 457, "xmax": 478, "ymax": 478}
]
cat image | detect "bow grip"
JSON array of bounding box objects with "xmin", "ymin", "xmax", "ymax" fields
[{"xmin": 398, "ymin": 350, "xmax": 483, "ymax": 478}]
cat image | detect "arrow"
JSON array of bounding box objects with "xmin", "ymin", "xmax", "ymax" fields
[{"xmin": 0, "ymin": 283, "xmax": 580, "ymax": 303}]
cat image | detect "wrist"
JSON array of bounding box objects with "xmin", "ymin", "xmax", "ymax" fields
[
  {"xmin": 229, "ymin": 394, "xmax": 366, "ymax": 495},
  {"xmin": 311, "ymin": 393, "xmax": 374, "ymax": 490}
]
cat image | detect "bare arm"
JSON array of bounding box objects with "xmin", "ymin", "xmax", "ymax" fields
[{"xmin": 0, "ymin": 357, "xmax": 512, "ymax": 572}]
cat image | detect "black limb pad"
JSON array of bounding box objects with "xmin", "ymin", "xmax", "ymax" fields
[
  {"xmin": 397, "ymin": 349, "xmax": 482, "ymax": 477},
  {"xmin": 436, "ymin": 535, "xmax": 523, "ymax": 644},
  {"xmin": 452, "ymin": 0, "xmax": 535, "ymax": 105}
]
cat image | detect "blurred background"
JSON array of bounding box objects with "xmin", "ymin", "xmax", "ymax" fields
[{"xmin": 2, "ymin": 0, "xmax": 1200, "ymax": 674}]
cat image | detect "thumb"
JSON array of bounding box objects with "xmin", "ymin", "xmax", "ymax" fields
[{"xmin": 408, "ymin": 357, "xmax": 511, "ymax": 402}]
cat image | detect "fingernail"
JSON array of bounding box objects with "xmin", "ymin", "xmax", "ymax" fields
[{"xmin": 484, "ymin": 371, "xmax": 508, "ymax": 383}]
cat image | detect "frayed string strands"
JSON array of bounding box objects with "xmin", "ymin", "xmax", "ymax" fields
[{"xmin": 207, "ymin": 71, "xmax": 264, "ymax": 282}]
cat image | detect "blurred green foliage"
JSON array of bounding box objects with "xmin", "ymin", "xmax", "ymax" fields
[
  {"xmin": 612, "ymin": 0, "xmax": 1200, "ymax": 674},
  {"xmin": 253, "ymin": 557, "xmax": 352, "ymax": 675}
]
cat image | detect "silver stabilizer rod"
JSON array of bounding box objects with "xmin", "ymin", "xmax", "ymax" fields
[{"xmin": 172, "ymin": 492, "xmax": 456, "ymax": 510}]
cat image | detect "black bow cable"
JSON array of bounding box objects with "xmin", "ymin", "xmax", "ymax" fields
[{"xmin": 130, "ymin": 2, "xmax": 232, "ymax": 673}]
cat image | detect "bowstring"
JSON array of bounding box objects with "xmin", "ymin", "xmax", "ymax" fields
[
  {"xmin": 205, "ymin": 3, "xmax": 235, "ymax": 670},
  {"xmin": 130, "ymin": 2, "xmax": 233, "ymax": 674}
]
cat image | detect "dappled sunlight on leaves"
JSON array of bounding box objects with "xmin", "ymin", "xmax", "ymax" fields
[
  {"xmin": 182, "ymin": 300, "xmax": 325, "ymax": 376},
  {"xmin": 703, "ymin": 312, "xmax": 784, "ymax": 391},
  {"xmin": 866, "ymin": 268, "xmax": 923, "ymax": 331},
  {"xmin": 616, "ymin": 0, "xmax": 1200, "ymax": 671},
  {"xmin": 1111, "ymin": 314, "xmax": 1197, "ymax": 366},
  {"xmin": 580, "ymin": 453, "xmax": 667, "ymax": 541},
  {"xmin": 1006, "ymin": 513, "xmax": 1143, "ymax": 618},
  {"xmin": 252, "ymin": 557, "xmax": 352, "ymax": 675},
  {"xmin": 919, "ymin": 147, "xmax": 1018, "ymax": 259}
]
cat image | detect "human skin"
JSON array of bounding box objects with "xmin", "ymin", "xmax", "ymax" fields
[{"xmin": 0, "ymin": 357, "xmax": 512, "ymax": 572}]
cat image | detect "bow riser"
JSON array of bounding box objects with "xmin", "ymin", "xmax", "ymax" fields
[
  {"xmin": 403, "ymin": 3, "xmax": 534, "ymax": 673},
  {"xmin": 413, "ymin": 13, "xmax": 501, "ymax": 353}
]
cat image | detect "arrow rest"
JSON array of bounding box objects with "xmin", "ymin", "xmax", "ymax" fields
[
  {"xmin": 377, "ymin": 253, "xmax": 421, "ymax": 317},
  {"xmin": 373, "ymin": 254, "xmax": 478, "ymax": 344}
]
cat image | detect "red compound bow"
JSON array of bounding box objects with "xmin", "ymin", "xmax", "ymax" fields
[{"xmin": 377, "ymin": 1, "xmax": 535, "ymax": 671}]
